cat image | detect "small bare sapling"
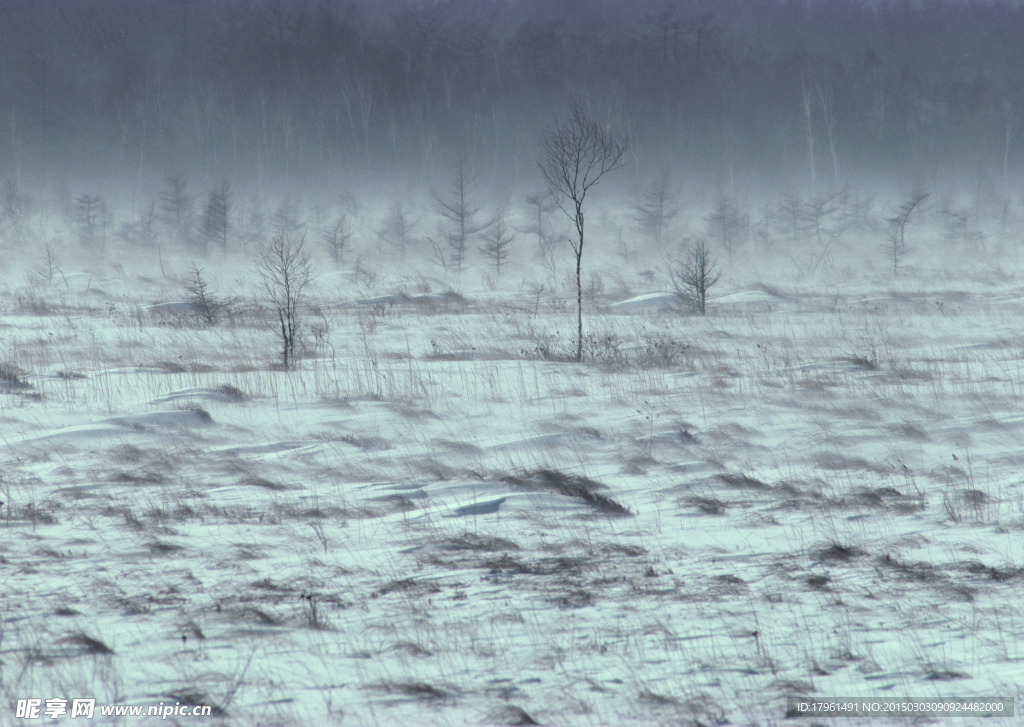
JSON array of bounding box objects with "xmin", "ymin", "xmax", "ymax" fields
[{"xmin": 671, "ymin": 237, "xmax": 721, "ymax": 315}]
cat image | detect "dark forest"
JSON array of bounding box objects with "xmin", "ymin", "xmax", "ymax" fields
[{"xmin": 3, "ymin": 0, "xmax": 1023, "ymax": 199}]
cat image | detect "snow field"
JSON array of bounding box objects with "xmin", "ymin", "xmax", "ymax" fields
[{"xmin": 2, "ymin": 218, "xmax": 1024, "ymax": 725}]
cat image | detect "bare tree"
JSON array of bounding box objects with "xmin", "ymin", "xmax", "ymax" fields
[
  {"xmin": 75, "ymin": 193, "xmax": 110, "ymax": 250},
  {"xmin": 34, "ymin": 243, "xmax": 66, "ymax": 288},
  {"xmin": 637, "ymin": 168, "xmax": 678, "ymax": 245},
  {"xmin": 272, "ymin": 197, "xmax": 304, "ymax": 239},
  {"xmin": 940, "ymin": 204, "xmax": 983, "ymax": 247},
  {"xmin": 322, "ymin": 213, "xmax": 351, "ymax": 268},
  {"xmin": 480, "ymin": 213, "xmax": 515, "ymax": 277},
  {"xmin": 802, "ymin": 190, "xmax": 844, "ymax": 245},
  {"xmin": 705, "ymin": 189, "xmax": 747, "ymax": 253},
  {"xmin": 887, "ymin": 191, "xmax": 929, "ymax": 252},
  {"xmin": 378, "ymin": 201, "xmax": 417, "ymax": 257},
  {"xmin": 523, "ymin": 191, "xmax": 556, "ymax": 249},
  {"xmin": 540, "ymin": 97, "xmax": 626, "ymax": 361},
  {"xmin": 522, "ymin": 191, "xmax": 560, "ymax": 279},
  {"xmin": 883, "ymin": 227, "xmax": 903, "ymax": 278},
  {"xmin": 774, "ymin": 190, "xmax": 807, "ymax": 245},
  {"xmin": 885, "ymin": 191, "xmax": 929, "ymax": 276},
  {"xmin": 244, "ymin": 203, "xmax": 269, "ymax": 249},
  {"xmin": 159, "ymin": 173, "xmax": 194, "ymax": 247},
  {"xmin": 119, "ymin": 203, "xmax": 166, "ymax": 276},
  {"xmin": 671, "ymin": 237, "xmax": 721, "ymax": 315},
  {"xmin": 255, "ymin": 233, "xmax": 316, "ymax": 369},
  {"xmin": 202, "ymin": 179, "xmax": 233, "ymax": 257},
  {"xmin": 185, "ymin": 261, "xmax": 236, "ymax": 327},
  {"xmin": 941, "ymin": 205, "xmax": 969, "ymax": 245},
  {"xmin": 435, "ymin": 154, "xmax": 489, "ymax": 279}
]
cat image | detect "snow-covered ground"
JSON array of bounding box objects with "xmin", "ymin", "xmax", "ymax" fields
[{"xmin": 2, "ymin": 207, "xmax": 1024, "ymax": 726}]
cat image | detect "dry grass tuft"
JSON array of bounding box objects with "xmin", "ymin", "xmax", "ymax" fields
[
  {"xmin": 242, "ymin": 476, "xmax": 289, "ymax": 491},
  {"xmin": 167, "ymin": 691, "xmax": 227, "ymax": 717},
  {"xmin": 551, "ymin": 588, "xmax": 593, "ymax": 608},
  {"xmin": 684, "ymin": 495, "xmax": 728, "ymax": 515},
  {"xmin": 959, "ymin": 560, "xmax": 1024, "ymax": 582},
  {"xmin": 639, "ymin": 689, "xmax": 679, "ymax": 705},
  {"xmin": 487, "ymin": 704, "xmax": 540, "ymax": 725},
  {"xmin": 147, "ymin": 539, "xmax": 185, "ymax": 554},
  {"xmin": 441, "ymin": 532, "xmax": 521, "ymax": 552},
  {"xmin": 599, "ymin": 542, "xmax": 646, "ymax": 556},
  {"xmin": 805, "ymin": 574, "xmax": 832, "ymax": 591},
  {"xmin": 367, "ymin": 680, "xmax": 451, "ymax": 701},
  {"xmin": 373, "ymin": 578, "xmax": 442, "ymax": 598},
  {"xmin": 57, "ymin": 632, "xmax": 114, "ymax": 655},
  {"xmin": 215, "ymin": 383, "xmax": 248, "ymax": 401},
  {"xmin": 716, "ymin": 473, "xmax": 770, "ymax": 490},
  {"xmin": 876, "ymin": 553, "xmax": 937, "ymax": 582},
  {"xmin": 506, "ymin": 469, "xmax": 632, "ymax": 516},
  {"xmin": 814, "ymin": 542, "xmax": 865, "ymax": 562}
]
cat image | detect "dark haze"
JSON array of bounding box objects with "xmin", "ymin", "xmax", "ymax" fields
[{"xmin": 2, "ymin": 0, "xmax": 1022, "ymax": 200}]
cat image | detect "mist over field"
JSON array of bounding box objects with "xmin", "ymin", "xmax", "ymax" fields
[{"xmin": 2, "ymin": 1, "xmax": 1024, "ymax": 725}]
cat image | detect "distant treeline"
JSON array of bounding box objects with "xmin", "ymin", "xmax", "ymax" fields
[{"xmin": 2, "ymin": 0, "xmax": 1023, "ymax": 193}]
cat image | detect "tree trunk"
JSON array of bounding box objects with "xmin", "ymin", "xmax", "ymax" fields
[
  {"xmin": 575, "ymin": 208, "xmax": 584, "ymax": 362},
  {"xmin": 575, "ymin": 247, "xmax": 583, "ymax": 361},
  {"xmin": 280, "ymin": 315, "xmax": 289, "ymax": 369}
]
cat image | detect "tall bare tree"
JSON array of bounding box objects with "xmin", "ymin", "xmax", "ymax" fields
[
  {"xmin": 201, "ymin": 179, "xmax": 233, "ymax": 257},
  {"xmin": 159, "ymin": 173, "xmax": 194, "ymax": 247},
  {"xmin": 75, "ymin": 193, "xmax": 110, "ymax": 250},
  {"xmin": 540, "ymin": 97, "xmax": 626, "ymax": 361},
  {"xmin": 322, "ymin": 213, "xmax": 351, "ymax": 268},
  {"xmin": 379, "ymin": 201, "xmax": 417, "ymax": 257},
  {"xmin": 255, "ymin": 232, "xmax": 316, "ymax": 369},
  {"xmin": 435, "ymin": 154, "xmax": 489, "ymax": 279},
  {"xmin": 705, "ymin": 189, "xmax": 747, "ymax": 254},
  {"xmin": 637, "ymin": 168, "xmax": 678, "ymax": 245},
  {"xmin": 480, "ymin": 213, "xmax": 515, "ymax": 277},
  {"xmin": 885, "ymin": 190, "xmax": 929, "ymax": 277},
  {"xmin": 523, "ymin": 191, "xmax": 556, "ymax": 250}
]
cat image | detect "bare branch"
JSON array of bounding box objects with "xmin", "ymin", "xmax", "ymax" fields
[
  {"xmin": 255, "ymin": 232, "xmax": 316, "ymax": 369},
  {"xmin": 671, "ymin": 237, "xmax": 721, "ymax": 315},
  {"xmin": 538, "ymin": 96, "xmax": 626, "ymax": 361},
  {"xmin": 434, "ymin": 154, "xmax": 489, "ymax": 279}
]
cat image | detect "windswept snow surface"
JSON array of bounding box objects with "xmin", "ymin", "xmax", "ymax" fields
[{"xmin": 2, "ymin": 236, "xmax": 1024, "ymax": 726}]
